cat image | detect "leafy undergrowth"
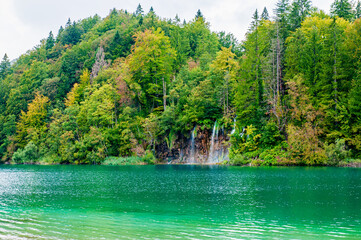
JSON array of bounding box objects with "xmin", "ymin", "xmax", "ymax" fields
[
  {"xmin": 338, "ymin": 159, "xmax": 361, "ymax": 167},
  {"xmin": 102, "ymin": 151, "xmax": 156, "ymax": 165}
]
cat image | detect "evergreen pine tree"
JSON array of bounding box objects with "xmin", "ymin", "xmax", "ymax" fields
[
  {"xmin": 146, "ymin": 6, "xmax": 157, "ymax": 28},
  {"xmin": 108, "ymin": 31, "xmax": 122, "ymax": 60},
  {"xmin": 274, "ymin": 0, "xmax": 290, "ymax": 41},
  {"xmin": 139, "ymin": 16, "xmax": 143, "ymax": 25},
  {"xmin": 109, "ymin": 8, "xmax": 118, "ymax": 17},
  {"xmin": 250, "ymin": 10, "xmax": 264, "ymax": 106},
  {"xmin": 57, "ymin": 26, "xmax": 64, "ymax": 42},
  {"xmin": 356, "ymin": 1, "xmax": 361, "ymax": 19},
  {"xmin": 331, "ymin": 0, "xmax": 353, "ymax": 21},
  {"xmin": 297, "ymin": 0, "xmax": 312, "ymax": 19},
  {"xmin": 63, "ymin": 22, "xmax": 83, "ymax": 45},
  {"xmin": 250, "ymin": 9, "xmax": 259, "ymax": 31},
  {"xmin": 135, "ymin": 4, "xmax": 144, "ymax": 16},
  {"xmin": 66, "ymin": 18, "xmax": 72, "ymax": 28},
  {"xmin": 275, "ymin": 0, "xmax": 290, "ymax": 18},
  {"xmin": 289, "ymin": 0, "xmax": 312, "ymax": 31},
  {"xmin": 174, "ymin": 14, "xmax": 180, "ymax": 24},
  {"xmin": 45, "ymin": 31, "xmax": 55, "ymax": 50},
  {"xmin": 195, "ymin": 9, "xmax": 204, "ymax": 20},
  {"xmin": 0, "ymin": 54, "xmax": 11, "ymax": 79},
  {"xmin": 261, "ymin": 7, "xmax": 270, "ymax": 20}
]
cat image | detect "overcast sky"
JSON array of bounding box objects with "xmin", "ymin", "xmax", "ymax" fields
[{"xmin": 0, "ymin": 0, "xmax": 334, "ymax": 60}]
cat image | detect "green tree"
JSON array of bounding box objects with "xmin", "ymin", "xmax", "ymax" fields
[
  {"xmin": 348, "ymin": 71, "xmax": 361, "ymax": 151},
  {"xmin": 286, "ymin": 16, "xmax": 350, "ymax": 141},
  {"xmin": 16, "ymin": 93, "xmax": 50, "ymax": 148},
  {"xmin": 210, "ymin": 47, "xmax": 239, "ymax": 115},
  {"xmin": 286, "ymin": 75, "xmax": 326, "ymax": 165},
  {"xmin": 261, "ymin": 7, "xmax": 270, "ymax": 20},
  {"xmin": 169, "ymin": 23, "xmax": 191, "ymax": 70},
  {"xmin": 185, "ymin": 16, "xmax": 219, "ymax": 61},
  {"xmin": 127, "ymin": 28, "xmax": 176, "ymax": 112},
  {"xmin": 59, "ymin": 19, "xmax": 84, "ymax": 45},
  {"xmin": 217, "ymin": 32, "xmax": 241, "ymax": 56},
  {"xmin": 274, "ymin": 0, "xmax": 290, "ymax": 41},
  {"xmin": 289, "ymin": 0, "xmax": 312, "ymax": 31},
  {"xmin": 0, "ymin": 54, "xmax": 11, "ymax": 79},
  {"xmin": 195, "ymin": 9, "xmax": 204, "ymax": 20},
  {"xmin": 45, "ymin": 31, "xmax": 55, "ymax": 50},
  {"xmin": 331, "ymin": 0, "xmax": 354, "ymax": 21},
  {"xmin": 135, "ymin": 4, "xmax": 144, "ymax": 16},
  {"xmin": 235, "ymin": 16, "xmax": 272, "ymax": 128},
  {"xmin": 77, "ymin": 83, "xmax": 117, "ymax": 131},
  {"xmin": 356, "ymin": 1, "xmax": 361, "ymax": 19}
]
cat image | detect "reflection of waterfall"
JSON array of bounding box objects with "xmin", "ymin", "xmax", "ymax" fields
[
  {"xmin": 231, "ymin": 118, "xmax": 236, "ymax": 135},
  {"xmin": 179, "ymin": 149, "xmax": 184, "ymax": 162},
  {"xmin": 189, "ymin": 127, "xmax": 196, "ymax": 163},
  {"xmin": 208, "ymin": 121, "xmax": 218, "ymax": 163}
]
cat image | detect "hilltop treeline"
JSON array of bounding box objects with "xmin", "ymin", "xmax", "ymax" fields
[{"xmin": 0, "ymin": 1, "xmax": 361, "ymax": 165}]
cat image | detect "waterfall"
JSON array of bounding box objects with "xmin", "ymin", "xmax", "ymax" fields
[
  {"xmin": 231, "ymin": 118, "xmax": 236, "ymax": 135},
  {"xmin": 216, "ymin": 122, "xmax": 219, "ymax": 139},
  {"xmin": 240, "ymin": 127, "xmax": 245, "ymax": 138},
  {"xmin": 189, "ymin": 127, "xmax": 196, "ymax": 163},
  {"xmin": 208, "ymin": 121, "xmax": 218, "ymax": 163}
]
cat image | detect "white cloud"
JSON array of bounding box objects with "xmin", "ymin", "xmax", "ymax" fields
[{"xmin": 0, "ymin": 0, "xmax": 30, "ymax": 59}]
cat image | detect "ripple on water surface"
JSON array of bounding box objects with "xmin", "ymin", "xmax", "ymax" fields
[{"xmin": 0, "ymin": 165, "xmax": 361, "ymax": 239}]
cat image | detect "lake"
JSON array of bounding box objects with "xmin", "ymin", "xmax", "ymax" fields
[{"xmin": 0, "ymin": 165, "xmax": 360, "ymax": 239}]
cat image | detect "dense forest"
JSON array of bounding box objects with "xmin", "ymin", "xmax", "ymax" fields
[{"xmin": 1, "ymin": 0, "xmax": 361, "ymax": 166}]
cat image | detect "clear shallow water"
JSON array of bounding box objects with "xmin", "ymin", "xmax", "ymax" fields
[{"xmin": 0, "ymin": 165, "xmax": 361, "ymax": 239}]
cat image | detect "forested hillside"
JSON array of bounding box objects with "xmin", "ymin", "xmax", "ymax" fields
[{"xmin": 1, "ymin": 1, "xmax": 361, "ymax": 166}]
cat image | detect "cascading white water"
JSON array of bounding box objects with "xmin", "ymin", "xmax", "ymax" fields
[
  {"xmin": 240, "ymin": 127, "xmax": 245, "ymax": 137},
  {"xmin": 208, "ymin": 121, "xmax": 218, "ymax": 163},
  {"xmin": 189, "ymin": 127, "xmax": 196, "ymax": 163},
  {"xmin": 216, "ymin": 123, "xmax": 219, "ymax": 139},
  {"xmin": 231, "ymin": 118, "xmax": 236, "ymax": 135}
]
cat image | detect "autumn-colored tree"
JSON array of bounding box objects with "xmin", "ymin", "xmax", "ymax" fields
[
  {"xmin": 127, "ymin": 28, "xmax": 176, "ymax": 112},
  {"xmin": 210, "ymin": 47, "xmax": 239, "ymax": 115},
  {"xmin": 16, "ymin": 93, "xmax": 50, "ymax": 148},
  {"xmin": 286, "ymin": 76, "xmax": 326, "ymax": 165}
]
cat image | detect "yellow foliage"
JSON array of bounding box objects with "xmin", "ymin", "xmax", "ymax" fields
[
  {"xmin": 286, "ymin": 76, "xmax": 326, "ymax": 164},
  {"xmin": 65, "ymin": 83, "xmax": 79, "ymax": 107},
  {"xmin": 210, "ymin": 46, "xmax": 239, "ymax": 78},
  {"xmin": 16, "ymin": 93, "xmax": 49, "ymax": 147}
]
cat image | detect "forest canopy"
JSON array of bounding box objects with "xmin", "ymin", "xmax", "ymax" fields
[{"xmin": 1, "ymin": 0, "xmax": 361, "ymax": 166}]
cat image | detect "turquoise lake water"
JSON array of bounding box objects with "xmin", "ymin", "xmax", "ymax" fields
[{"xmin": 0, "ymin": 165, "xmax": 360, "ymax": 239}]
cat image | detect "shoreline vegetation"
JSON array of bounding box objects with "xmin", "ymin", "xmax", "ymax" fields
[
  {"xmin": 1, "ymin": 1, "xmax": 361, "ymax": 167},
  {"xmin": 5, "ymin": 155, "xmax": 361, "ymax": 167},
  {"xmin": 4, "ymin": 160, "xmax": 361, "ymax": 167}
]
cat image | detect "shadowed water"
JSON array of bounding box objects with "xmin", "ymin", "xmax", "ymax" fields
[{"xmin": 0, "ymin": 165, "xmax": 361, "ymax": 239}]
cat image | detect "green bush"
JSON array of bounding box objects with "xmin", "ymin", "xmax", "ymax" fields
[
  {"xmin": 103, "ymin": 151, "xmax": 156, "ymax": 165},
  {"xmin": 325, "ymin": 139, "xmax": 351, "ymax": 165},
  {"xmin": 228, "ymin": 154, "xmax": 251, "ymax": 166},
  {"xmin": 259, "ymin": 144, "xmax": 289, "ymax": 166},
  {"xmin": 103, "ymin": 156, "xmax": 144, "ymax": 165},
  {"xmin": 38, "ymin": 154, "xmax": 61, "ymax": 165},
  {"xmin": 260, "ymin": 121, "xmax": 284, "ymax": 148},
  {"xmin": 142, "ymin": 150, "xmax": 156, "ymax": 164},
  {"xmin": 12, "ymin": 141, "xmax": 39, "ymax": 164}
]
